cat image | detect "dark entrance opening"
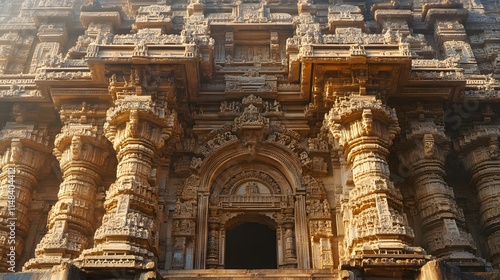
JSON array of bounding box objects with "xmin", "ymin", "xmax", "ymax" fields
[{"xmin": 225, "ymin": 222, "xmax": 277, "ymax": 269}]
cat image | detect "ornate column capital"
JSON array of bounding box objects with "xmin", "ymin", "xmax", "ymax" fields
[
  {"xmin": 0, "ymin": 122, "xmax": 52, "ymax": 167},
  {"xmin": 456, "ymin": 125, "xmax": 500, "ymax": 172},
  {"xmin": 54, "ymin": 124, "xmax": 111, "ymax": 168},
  {"xmin": 396, "ymin": 121, "xmax": 450, "ymax": 177},
  {"xmin": 325, "ymin": 96, "xmax": 400, "ymax": 161},
  {"xmin": 104, "ymin": 95, "xmax": 179, "ymax": 153}
]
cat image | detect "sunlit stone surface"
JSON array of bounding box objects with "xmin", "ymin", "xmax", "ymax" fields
[{"xmin": 1, "ymin": 0, "xmax": 500, "ymax": 279}]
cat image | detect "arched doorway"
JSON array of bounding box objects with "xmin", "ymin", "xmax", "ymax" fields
[
  {"xmin": 225, "ymin": 221, "xmax": 277, "ymax": 269},
  {"xmin": 194, "ymin": 142, "xmax": 310, "ymax": 269},
  {"xmin": 205, "ymin": 164, "xmax": 299, "ymax": 269}
]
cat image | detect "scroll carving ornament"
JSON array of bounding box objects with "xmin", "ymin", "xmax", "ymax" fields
[
  {"xmin": 307, "ymin": 136, "xmax": 329, "ymax": 152},
  {"xmin": 192, "ymin": 95, "xmax": 312, "ymax": 174}
]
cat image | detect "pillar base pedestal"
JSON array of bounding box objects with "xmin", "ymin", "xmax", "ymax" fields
[{"xmin": 342, "ymin": 242, "xmax": 430, "ymax": 276}]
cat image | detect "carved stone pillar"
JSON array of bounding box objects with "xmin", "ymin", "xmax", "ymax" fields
[
  {"xmin": 294, "ymin": 192, "xmax": 310, "ymax": 269},
  {"xmin": 24, "ymin": 109, "xmax": 111, "ymax": 270},
  {"xmin": 324, "ymin": 96, "xmax": 426, "ymax": 269},
  {"xmin": 172, "ymin": 237, "xmax": 186, "ymax": 269},
  {"xmin": 397, "ymin": 122, "xmax": 479, "ymax": 264},
  {"xmin": 457, "ymin": 125, "xmax": 500, "ymax": 268},
  {"xmin": 0, "ymin": 122, "xmax": 51, "ymax": 272},
  {"xmin": 76, "ymin": 95, "xmax": 178, "ymax": 270},
  {"xmin": 283, "ymin": 224, "xmax": 296, "ymax": 263},
  {"xmin": 206, "ymin": 223, "xmax": 219, "ymax": 268},
  {"xmin": 304, "ymin": 175, "xmax": 333, "ymax": 269},
  {"xmin": 172, "ymin": 181, "xmax": 198, "ymax": 269}
]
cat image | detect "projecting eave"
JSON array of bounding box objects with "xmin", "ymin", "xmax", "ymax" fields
[
  {"xmin": 291, "ymin": 43, "xmax": 412, "ymax": 101},
  {"xmin": 85, "ymin": 44, "xmax": 200, "ymax": 96},
  {"xmin": 0, "ymin": 74, "xmax": 49, "ymax": 102},
  {"xmin": 399, "ymin": 61, "xmax": 466, "ymax": 101},
  {"xmin": 401, "ymin": 76, "xmax": 466, "ymax": 102}
]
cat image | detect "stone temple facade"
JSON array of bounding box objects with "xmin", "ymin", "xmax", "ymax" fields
[{"xmin": 1, "ymin": 0, "xmax": 500, "ymax": 279}]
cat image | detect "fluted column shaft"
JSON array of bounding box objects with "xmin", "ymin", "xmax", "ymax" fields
[
  {"xmin": 93, "ymin": 140, "xmax": 156, "ymax": 247},
  {"xmin": 412, "ymin": 162, "xmax": 476, "ymax": 254},
  {"xmin": 347, "ymin": 138, "xmax": 415, "ymax": 246}
]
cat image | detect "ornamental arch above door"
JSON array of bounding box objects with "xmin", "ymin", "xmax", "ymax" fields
[
  {"xmin": 170, "ymin": 96, "xmax": 335, "ymax": 270},
  {"xmin": 170, "ymin": 140, "xmax": 335, "ymax": 271}
]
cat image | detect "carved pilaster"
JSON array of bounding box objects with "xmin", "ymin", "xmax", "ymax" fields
[
  {"xmin": 76, "ymin": 95, "xmax": 179, "ymax": 271},
  {"xmin": 294, "ymin": 193, "xmax": 310, "ymax": 269},
  {"xmin": 29, "ymin": 23, "xmax": 68, "ymax": 73},
  {"xmin": 457, "ymin": 125, "xmax": 500, "ymax": 268},
  {"xmin": 172, "ymin": 237, "xmax": 186, "ymax": 269},
  {"xmin": 24, "ymin": 103, "xmax": 111, "ymax": 270},
  {"xmin": 0, "ymin": 122, "xmax": 51, "ymax": 272},
  {"xmin": 304, "ymin": 175, "xmax": 332, "ymax": 269},
  {"xmin": 324, "ymin": 95, "xmax": 426, "ymax": 270},
  {"xmin": 283, "ymin": 224, "xmax": 296, "ymax": 263},
  {"xmin": 206, "ymin": 222, "xmax": 219, "ymax": 268},
  {"xmin": 172, "ymin": 187, "xmax": 197, "ymax": 269},
  {"xmin": 397, "ymin": 122, "xmax": 480, "ymax": 265},
  {"xmin": 423, "ymin": 2, "xmax": 478, "ymax": 74}
]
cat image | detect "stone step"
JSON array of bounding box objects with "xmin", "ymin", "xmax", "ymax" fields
[{"xmin": 161, "ymin": 269, "xmax": 337, "ymax": 280}]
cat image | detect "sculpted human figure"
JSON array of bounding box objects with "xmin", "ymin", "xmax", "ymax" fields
[{"xmin": 489, "ymin": 143, "xmax": 499, "ymax": 159}]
